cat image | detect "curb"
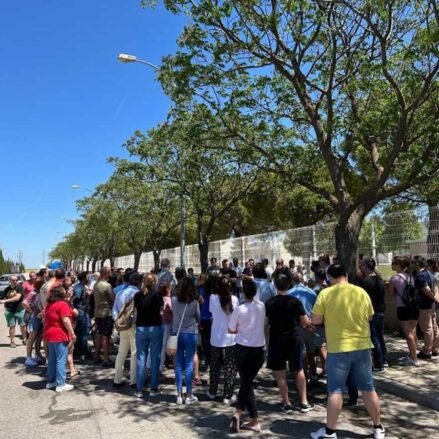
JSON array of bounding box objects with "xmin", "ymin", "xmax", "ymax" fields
[{"xmin": 374, "ymin": 376, "xmax": 439, "ymax": 412}]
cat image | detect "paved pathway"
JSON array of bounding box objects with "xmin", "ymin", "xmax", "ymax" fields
[{"xmin": 0, "ymin": 310, "xmax": 438, "ymax": 438}]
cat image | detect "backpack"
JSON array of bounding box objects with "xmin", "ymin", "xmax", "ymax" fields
[
  {"xmin": 114, "ymin": 299, "xmax": 135, "ymax": 332},
  {"xmin": 398, "ymin": 274, "xmax": 422, "ymax": 309}
]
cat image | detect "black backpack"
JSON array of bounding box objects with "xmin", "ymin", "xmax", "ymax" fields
[{"xmin": 399, "ymin": 275, "xmax": 422, "ymax": 309}]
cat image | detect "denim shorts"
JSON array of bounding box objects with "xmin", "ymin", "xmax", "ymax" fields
[
  {"xmin": 326, "ymin": 349, "xmax": 375, "ymax": 394},
  {"xmin": 28, "ymin": 315, "xmax": 42, "ymax": 333}
]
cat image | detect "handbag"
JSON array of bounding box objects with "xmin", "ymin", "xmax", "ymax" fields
[
  {"xmin": 114, "ymin": 299, "xmax": 135, "ymax": 332},
  {"xmin": 166, "ymin": 303, "xmax": 187, "ymax": 356}
]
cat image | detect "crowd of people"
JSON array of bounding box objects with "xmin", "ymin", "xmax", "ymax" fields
[{"xmin": 0, "ymin": 253, "xmax": 438, "ymax": 439}]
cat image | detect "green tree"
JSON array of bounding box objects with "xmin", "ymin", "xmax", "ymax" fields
[{"xmin": 146, "ymin": 0, "xmax": 439, "ymax": 279}]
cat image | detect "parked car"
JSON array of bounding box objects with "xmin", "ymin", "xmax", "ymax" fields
[{"xmin": 0, "ymin": 274, "xmax": 26, "ymax": 295}]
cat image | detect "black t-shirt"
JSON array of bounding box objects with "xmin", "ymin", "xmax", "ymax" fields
[
  {"xmin": 359, "ymin": 275, "xmax": 386, "ymax": 313},
  {"xmin": 265, "ymin": 294, "xmax": 305, "ymax": 342},
  {"xmin": 272, "ymin": 267, "xmax": 293, "ymax": 285},
  {"xmin": 220, "ymin": 268, "xmax": 237, "ymax": 279},
  {"xmin": 134, "ymin": 291, "xmax": 164, "ymax": 327},
  {"xmin": 3, "ymin": 285, "xmax": 24, "ymax": 313},
  {"xmin": 415, "ymin": 269, "xmax": 435, "ymax": 310}
]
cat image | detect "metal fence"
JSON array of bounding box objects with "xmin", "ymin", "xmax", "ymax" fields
[{"xmin": 103, "ymin": 206, "xmax": 439, "ymax": 273}]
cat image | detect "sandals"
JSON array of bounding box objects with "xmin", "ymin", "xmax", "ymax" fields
[{"xmin": 242, "ymin": 422, "xmax": 261, "ymax": 433}]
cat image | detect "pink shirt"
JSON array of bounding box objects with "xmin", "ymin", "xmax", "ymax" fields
[
  {"xmin": 161, "ymin": 296, "xmax": 172, "ymax": 325},
  {"xmin": 22, "ymin": 280, "xmax": 35, "ymax": 300}
]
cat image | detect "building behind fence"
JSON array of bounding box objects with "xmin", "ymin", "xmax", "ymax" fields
[{"xmin": 103, "ymin": 207, "xmax": 439, "ymax": 274}]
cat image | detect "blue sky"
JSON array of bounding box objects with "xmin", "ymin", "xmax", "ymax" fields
[{"xmin": 0, "ymin": 1, "xmax": 186, "ymax": 268}]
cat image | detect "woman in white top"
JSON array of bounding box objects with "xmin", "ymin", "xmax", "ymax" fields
[
  {"xmin": 388, "ymin": 256, "xmax": 419, "ymax": 365},
  {"xmin": 228, "ymin": 279, "xmax": 265, "ymax": 433},
  {"xmin": 207, "ymin": 276, "xmax": 239, "ymax": 404}
]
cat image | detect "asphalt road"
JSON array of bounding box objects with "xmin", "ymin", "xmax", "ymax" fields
[{"xmin": 0, "ymin": 311, "xmax": 437, "ymax": 438}]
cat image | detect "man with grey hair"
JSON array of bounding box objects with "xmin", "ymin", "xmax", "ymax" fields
[
  {"xmin": 93, "ymin": 267, "xmax": 115, "ymax": 366},
  {"xmin": 157, "ymin": 258, "xmax": 177, "ymax": 292}
]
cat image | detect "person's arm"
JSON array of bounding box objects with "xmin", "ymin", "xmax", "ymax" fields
[
  {"xmin": 194, "ymin": 301, "xmax": 201, "ymax": 323},
  {"xmin": 228, "ymin": 307, "xmax": 239, "ymax": 334},
  {"xmin": 415, "ymin": 274, "xmax": 435, "ymax": 300},
  {"xmin": 0, "ymin": 292, "xmax": 22, "ymax": 305},
  {"xmin": 300, "ymin": 314, "xmax": 311, "ymax": 327},
  {"xmin": 311, "ymin": 313, "xmax": 323, "ymax": 325},
  {"xmin": 61, "ymin": 316, "xmax": 77, "ymax": 342}
]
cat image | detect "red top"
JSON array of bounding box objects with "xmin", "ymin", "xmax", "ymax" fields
[{"xmin": 43, "ymin": 300, "xmax": 73, "ymax": 342}]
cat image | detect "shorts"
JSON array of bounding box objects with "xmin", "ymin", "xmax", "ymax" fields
[
  {"xmin": 267, "ymin": 337, "xmax": 304, "ymax": 372},
  {"xmin": 299, "ymin": 327, "xmax": 316, "ymax": 354},
  {"xmin": 4, "ymin": 309, "xmax": 26, "ymax": 327},
  {"xmin": 95, "ymin": 316, "xmax": 114, "ymax": 337},
  {"xmin": 397, "ymin": 306, "xmax": 419, "ymax": 321},
  {"xmin": 326, "ymin": 349, "xmax": 375, "ymax": 394},
  {"xmin": 314, "ymin": 325, "xmax": 326, "ymax": 349},
  {"xmin": 28, "ymin": 315, "xmax": 43, "ymax": 333}
]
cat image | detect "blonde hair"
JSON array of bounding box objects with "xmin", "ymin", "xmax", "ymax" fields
[
  {"xmin": 143, "ymin": 273, "xmax": 158, "ymax": 293},
  {"xmin": 196, "ymin": 273, "xmax": 207, "ymax": 286}
]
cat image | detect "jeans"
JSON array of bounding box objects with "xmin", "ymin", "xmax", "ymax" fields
[
  {"xmin": 370, "ymin": 313, "xmax": 387, "ymax": 368},
  {"xmin": 74, "ymin": 309, "xmax": 90, "ymax": 356},
  {"xmin": 47, "ymin": 341, "xmax": 68, "ymax": 386},
  {"xmin": 136, "ymin": 326, "xmax": 163, "ymax": 392},
  {"xmin": 114, "ymin": 326, "xmax": 136, "ymax": 384},
  {"xmin": 175, "ymin": 333, "xmax": 198, "ymax": 394},
  {"xmin": 235, "ymin": 344, "xmax": 264, "ymax": 419},
  {"xmin": 327, "ymin": 349, "xmax": 375, "ymax": 393}
]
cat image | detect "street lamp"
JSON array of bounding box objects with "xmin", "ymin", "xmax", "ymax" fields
[
  {"xmin": 71, "ymin": 184, "xmax": 94, "ymax": 194},
  {"xmin": 118, "ymin": 53, "xmax": 186, "ymax": 268}
]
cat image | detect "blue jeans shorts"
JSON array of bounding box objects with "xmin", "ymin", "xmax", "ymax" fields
[
  {"xmin": 326, "ymin": 349, "xmax": 375, "ymax": 394},
  {"xmin": 28, "ymin": 315, "xmax": 42, "ymax": 333}
]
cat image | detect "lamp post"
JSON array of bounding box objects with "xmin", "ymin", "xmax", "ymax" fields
[
  {"xmin": 72, "ymin": 184, "xmax": 94, "ymax": 194},
  {"xmin": 117, "ymin": 53, "xmax": 186, "ymax": 269}
]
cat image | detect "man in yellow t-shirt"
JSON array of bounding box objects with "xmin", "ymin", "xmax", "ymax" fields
[{"xmin": 310, "ymin": 264, "xmax": 385, "ymax": 439}]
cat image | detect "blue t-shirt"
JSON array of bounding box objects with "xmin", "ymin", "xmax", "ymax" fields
[
  {"xmin": 198, "ymin": 286, "xmax": 212, "ymax": 321},
  {"xmin": 288, "ymin": 284, "xmax": 317, "ymax": 316},
  {"xmin": 415, "ymin": 270, "xmax": 435, "ymax": 310}
]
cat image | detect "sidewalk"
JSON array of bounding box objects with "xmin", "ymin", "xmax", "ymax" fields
[{"xmin": 372, "ymin": 334, "xmax": 439, "ymax": 411}]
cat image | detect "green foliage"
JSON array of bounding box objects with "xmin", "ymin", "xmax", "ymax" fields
[{"xmin": 0, "ymin": 249, "xmax": 24, "ymax": 274}]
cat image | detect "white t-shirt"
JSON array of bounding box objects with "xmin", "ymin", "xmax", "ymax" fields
[
  {"xmin": 228, "ymin": 300, "xmax": 265, "ymax": 348},
  {"xmin": 209, "ymin": 294, "xmax": 238, "ymax": 347}
]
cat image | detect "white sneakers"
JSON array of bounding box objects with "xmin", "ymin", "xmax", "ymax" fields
[
  {"xmin": 55, "ymin": 383, "xmax": 74, "ymax": 393},
  {"xmin": 310, "ymin": 427, "xmax": 337, "ymax": 438},
  {"xmin": 45, "ymin": 382, "xmax": 57, "ymax": 389},
  {"xmin": 185, "ymin": 395, "xmax": 198, "ymax": 405},
  {"xmin": 311, "ymin": 426, "xmax": 385, "ymax": 439},
  {"xmin": 223, "ymin": 395, "xmax": 237, "ymax": 404}
]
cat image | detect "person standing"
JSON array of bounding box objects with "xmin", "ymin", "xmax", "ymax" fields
[
  {"xmin": 311, "ymin": 265, "xmax": 385, "ymax": 439},
  {"xmin": 172, "ymin": 276, "xmax": 200, "ymax": 405},
  {"xmin": 0, "ymin": 275, "xmax": 27, "ymax": 347},
  {"xmin": 359, "ymin": 257, "xmax": 387, "ymax": 371},
  {"xmin": 266, "ymin": 274, "xmax": 314, "ymax": 413},
  {"xmin": 413, "ymin": 256, "xmax": 439, "ymax": 359},
  {"xmin": 93, "ymin": 267, "xmax": 115, "ymax": 367},
  {"xmin": 112, "ymin": 272, "xmax": 141, "ymax": 388},
  {"xmin": 43, "ymin": 285, "xmax": 76, "ymax": 392},
  {"xmin": 232, "ymin": 257, "xmax": 244, "ymax": 297},
  {"xmin": 228, "ymin": 279, "xmax": 265, "ymax": 433},
  {"xmin": 207, "ymin": 276, "xmax": 238, "ymax": 404},
  {"xmin": 134, "ymin": 273, "xmax": 164, "ymax": 398}
]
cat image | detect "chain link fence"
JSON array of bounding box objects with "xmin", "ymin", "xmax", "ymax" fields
[{"xmin": 102, "ymin": 206, "xmax": 439, "ymax": 274}]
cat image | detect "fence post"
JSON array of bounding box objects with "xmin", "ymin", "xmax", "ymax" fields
[
  {"xmin": 372, "ymin": 221, "xmax": 377, "ymax": 261},
  {"xmin": 312, "ymin": 225, "xmax": 317, "ymax": 260}
]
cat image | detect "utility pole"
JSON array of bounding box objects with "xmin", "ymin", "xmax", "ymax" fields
[{"xmin": 43, "ymin": 249, "xmax": 46, "ymax": 266}]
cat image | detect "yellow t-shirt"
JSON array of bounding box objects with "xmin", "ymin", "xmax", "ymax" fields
[{"xmin": 312, "ymin": 282, "xmax": 374, "ymax": 353}]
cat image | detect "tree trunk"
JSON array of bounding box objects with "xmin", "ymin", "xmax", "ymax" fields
[
  {"xmin": 109, "ymin": 257, "xmax": 115, "ymax": 267},
  {"xmin": 334, "ymin": 211, "xmax": 364, "ymax": 283},
  {"xmin": 427, "ymin": 202, "xmax": 439, "ymax": 258},
  {"xmin": 133, "ymin": 251, "xmax": 142, "ymax": 272},
  {"xmin": 86, "ymin": 258, "xmax": 91, "ymax": 272},
  {"xmin": 153, "ymin": 249, "xmax": 161, "ymax": 272},
  {"xmin": 198, "ymin": 239, "xmax": 209, "ymax": 273},
  {"xmin": 91, "ymin": 259, "xmax": 97, "ymax": 272}
]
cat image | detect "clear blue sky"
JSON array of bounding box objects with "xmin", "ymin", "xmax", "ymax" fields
[{"xmin": 0, "ymin": 1, "xmax": 186, "ymax": 269}]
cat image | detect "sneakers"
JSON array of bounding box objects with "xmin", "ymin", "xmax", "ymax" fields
[
  {"xmin": 310, "ymin": 427, "xmax": 337, "ymax": 438},
  {"xmin": 185, "ymin": 394, "xmax": 198, "ymax": 405},
  {"xmin": 9, "ymin": 342, "xmax": 16, "ymax": 348},
  {"xmin": 373, "ymin": 426, "xmax": 386, "ymax": 439},
  {"xmin": 300, "ymin": 402, "xmax": 315, "ymax": 413},
  {"xmin": 223, "ymin": 395, "xmax": 237, "ymax": 404},
  {"xmin": 206, "ymin": 390, "xmax": 216, "ymax": 400},
  {"xmin": 346, "ymin": 399, "xmax": 358, "ymax": 407},
  {"xmin": 399, "ymin": 356, "xmax": 419, "ymax": 366},
  {"xmin": 149, "ymin": 389, "xmax": 161, "ymax": 397},
  {"xmin": 46, "ymin": 382, "xmax": 57, "ymax": 389},
  {"xmin": 55, "ymin": 383, "xmax": 74, "ymax": 393},
  {"xmin": 133, "ymin": 391, "xmax": 143, "ymax": 399},
  {"xmin": 25, "ymin": 357, "xmax": 39, "ymax": 367},
  {"xmin": 281, "ymin": 404, "xmax": 294, "ymax": 413},
  {"xmin": 372, "ymin": 367, "xmax": 385, "ymax": 373},
  {"xmin": 418, "ymin": 350, "xmax": 432, "ymax": 360},
  {"xmin": 176, "ymin": 395, "xmax": 184, "ymax": 405}
]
